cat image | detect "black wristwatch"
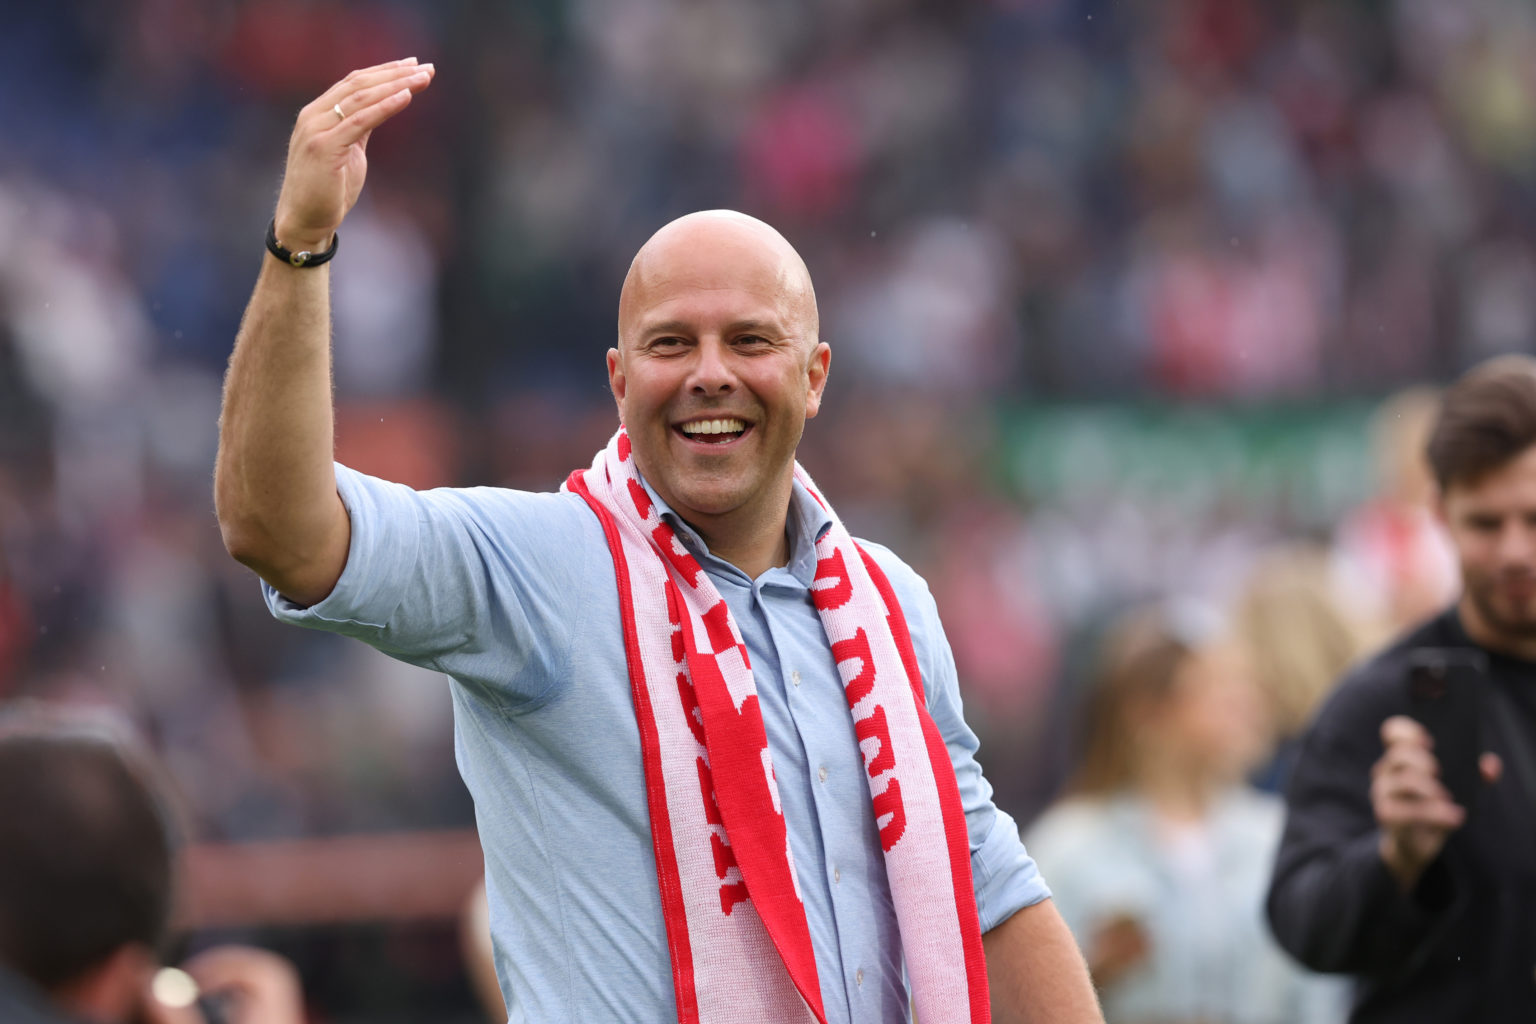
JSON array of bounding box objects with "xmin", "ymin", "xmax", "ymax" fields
[{"xmin": 265, "ymin": 219, "xmax": 339, "ymax": 268}]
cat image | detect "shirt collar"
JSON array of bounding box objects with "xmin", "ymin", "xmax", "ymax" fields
[{"xmin": 638, "ymin": 473, "xmax": 834, "ymax": 586}]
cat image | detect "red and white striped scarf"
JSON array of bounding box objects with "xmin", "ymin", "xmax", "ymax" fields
[{"xmin": 564, "ymin": 429, "xmax": 989, "ymax": 1024}]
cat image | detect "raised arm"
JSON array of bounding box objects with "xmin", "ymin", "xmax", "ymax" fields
[{"xmin": 214, "ymin": 59, "xmax": 434, "ymax": 605}]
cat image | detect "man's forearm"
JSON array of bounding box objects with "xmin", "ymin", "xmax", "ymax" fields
[
  {"xmin": 214, "ymin": 59, "xmax": 433, "ymax": 605},
  {"xmin": 214, "ymin": 254, "xmax": 349, "ymax": 605},
  {"xmin": 1268, "ymin": 831, "xmax": 1450, "ymax": 975},
  {"xmin": 983, "ymin": 898, "xmax": 1104, "ymax": 1024}
]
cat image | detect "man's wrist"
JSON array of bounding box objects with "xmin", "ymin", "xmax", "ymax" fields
[
  {"xmin": 1379, "ymin": 835, "xmax": 1420, "ymax": 891},
  {"xmin": 266, "ymin": 219, "xmax": 339, "ymax": 268},
  {"xmin": 1378, "ymin": 832, "xmax": 1446, "ymax": 896}
]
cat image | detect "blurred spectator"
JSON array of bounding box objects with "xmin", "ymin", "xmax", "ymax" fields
[
  {"xmin": 1233, "ymin": 543, "xmax": 1376, "ymax": 792},
  {"xmin": 1269, "ymin": 356, "xmax": 1536, "ymax": 1022},
  {"xmin": 1333, "ymin": 388, "xmax": 1460, "ymax": 633},
  {"xmin": 0, "ymin": 702, "xmax": 304, "ymax": 1024},
  {"xmin": 1026, "ymin": 604, "xmax": 1347, "ymax": 1024}
]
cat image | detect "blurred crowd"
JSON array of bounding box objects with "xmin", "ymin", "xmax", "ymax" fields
[{"xmin": 2, "ymin": 0, "xmax": 1532, "ymax": 1018}]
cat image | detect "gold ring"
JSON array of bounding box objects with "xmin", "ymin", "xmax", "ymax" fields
[{"xmin": 333, "ymin": 103, "xmax": 345, "ymax": 121}]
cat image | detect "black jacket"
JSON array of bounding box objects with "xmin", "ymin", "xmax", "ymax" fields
[
  {"xmin": 0, "ymin": 963, "xmax": 89, "ymax": 1024},
  {"xmin": 1267, "ymin": 607, "xmax": 1536, "ymax": 1023}
]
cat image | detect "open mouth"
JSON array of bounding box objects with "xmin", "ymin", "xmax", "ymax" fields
[{"xmin": 676, "ymin": 417, "xmax": 749, "ymax": 445}]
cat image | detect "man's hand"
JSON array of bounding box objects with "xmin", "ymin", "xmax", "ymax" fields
[
  {"xmin": 135, "ymin": 946, "xmax": 305, "ymax": 1024},
  {"xmin": 272, "ymin": 58, "xmax": 435, "ymax": 252},
  {"xmin": 1372, "ymin": 715, "xmax": 1501, "ymax": 890},
  {"xmin": 182, "ymin": 946, "xmax": 305, "ymax": 1024}
]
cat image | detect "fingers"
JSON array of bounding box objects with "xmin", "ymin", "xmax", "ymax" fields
[
  {"xmin": 298, "ymin": 60, "xmax": 431, "ymax": 131},
  {"xmin": 328, "ymin": 68, "xmax": 433, "ymax": 143},
  {"xmin": 1372, "ymin": 719, "xmax": 1465, "ymax": 831},
  {"xmin": 1372, "ymin": 737, "xmax": 1441, "ymax": 783},
  {"xmin": 182, "ymin": 946, "xmax": 305, "ymax": 1024},
  {"xmin": 332, "ymin": 63, "xmax": 435, "ymax": 117},
  {"xmin": 1380, "ymin": 714, "xmax": 1430, "ymax": 749},
  {"xmin": 1374, "ymin": 779, "xmax": 1465, "ymax": 829},
  {"xmin": 315, "ymin": 57, "xmax": 420, "ymax": 111},
  {"xmin": 183, "ymin": 945, "xmax": 300, "ymax": 991}
]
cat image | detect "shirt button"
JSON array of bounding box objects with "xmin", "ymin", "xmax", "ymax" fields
[
  {"xmin": 855, "ymin": 968, "xmax": 864, "ymax": 987},
  {"xmin": 833, "ymin": 867, "xmax": 841, "ymax": 883},
  {"xmin": 818, "ymin": 765, "xmax": 828, "ymax": 782},
  {"xmin": 791, "ymin": 670, "xmax": 801, "ymax": 687}
]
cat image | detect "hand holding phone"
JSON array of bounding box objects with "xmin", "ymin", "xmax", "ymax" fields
[
  {"xmin": 136, "ymin": 947, "xmax": 304, "ymax": 1024},
  {"xmin": 1406, "ymin": 648, "xmax": 1487, "ymax": 810},
  {"xmin": 1372, "ymin": 648, "xmax": 1494, "ymax": 890},
  {"xmin": 1372, "ymin": 715, "xmax": 1465, "ymax": 890}
]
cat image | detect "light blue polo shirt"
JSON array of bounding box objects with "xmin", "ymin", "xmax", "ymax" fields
[{"xmin": 266, "ymin": 464, "xmax": 1048, "ymax": 1024}]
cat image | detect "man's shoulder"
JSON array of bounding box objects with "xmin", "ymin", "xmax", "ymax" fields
[
  {"xmin": 851, "ymin": 536, "xmax": 928, "ymax": 592},
  {"xmin": 424, "ymin": 478, "xmax": 594, "ymax": 520},
  {"xmin": 339, "ymin": 465, "xmax": 599, "ymax": 536}
]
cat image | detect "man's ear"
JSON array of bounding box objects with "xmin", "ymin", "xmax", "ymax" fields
[
  {"xmin": 607, "ymin": 347, "xmax": 626, "ymax": 414},
  {"xmin": 804, "ymin": 341, "xmax": 831, "ymax": 419}
]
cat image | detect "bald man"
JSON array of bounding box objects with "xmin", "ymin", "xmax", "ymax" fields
[{"xmin": 216, "ymin": 61, "xmax": 1100, "ymax": 1024}]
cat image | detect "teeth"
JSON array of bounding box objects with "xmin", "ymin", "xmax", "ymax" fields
[{"xmin": 681, "ymin": 418, "xmax": 746, "ymax": 436}]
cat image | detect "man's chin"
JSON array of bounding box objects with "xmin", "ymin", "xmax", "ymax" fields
[
  {"xmin": 1473, "ymin": 593, "xmax": 1536, "ymax": 641},
  {"xmin": 665, "ymin": 482, "xmax": 747, "ymax": 521}
]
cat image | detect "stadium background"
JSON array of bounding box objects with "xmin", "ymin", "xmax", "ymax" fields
[{"xmin": 1, "ymin": 0, "xmax": 1529, "ymax": 1018}]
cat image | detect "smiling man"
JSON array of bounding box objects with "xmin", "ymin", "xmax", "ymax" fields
[
  {"xmin": 1268, "ymin": 355, "xmax": 1536, "ymax": 1023},
  {"xmin": 215, "ymin": 61, "xmax": 1099, "ymax": 1024},
  {"xmin": 609, "ymin": 211, "xmax": 828, "ymax": 579}
]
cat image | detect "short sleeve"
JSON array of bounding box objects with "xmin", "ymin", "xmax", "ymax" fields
[{"xmin": 264, "ymin": 463, "xmax": 598, "ymax": 710}]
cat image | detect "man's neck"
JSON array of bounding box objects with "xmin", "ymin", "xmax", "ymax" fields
[
  {"xmin": 1457, "ymin": 597, "xmax": 1536, "ymax": 662},
  {"xmin": 661, "ymin": 475, "xmax": 798, "ymax": 580},
  {"xmin": 690, "ymin": 512, "xmax": 792, "ymax": 579}
]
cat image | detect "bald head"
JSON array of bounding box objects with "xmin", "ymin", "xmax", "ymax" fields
[{"xmin": 618, "ymin": 211, "xmax": 819, "ymax": 349}]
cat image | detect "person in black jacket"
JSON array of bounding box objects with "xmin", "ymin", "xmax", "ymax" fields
[{"xmin": 1268, "ymin": 354, "xmax": 1536, "ymax": 1023}]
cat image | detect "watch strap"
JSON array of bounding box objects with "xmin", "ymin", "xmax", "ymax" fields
[{"xmin": 265, "ymin": 219, "xmax": 339, "ymax": 268}]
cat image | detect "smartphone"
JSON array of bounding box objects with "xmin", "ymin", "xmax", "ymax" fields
[{"xmin": 1405, "ymin": 647, "xmax": 1487, "ymax": 812}]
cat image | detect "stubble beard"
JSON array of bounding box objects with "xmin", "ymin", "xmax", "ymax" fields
[{"xmin": 1467, "ymin": 576, "xmax": 1536, "ymax": 643}]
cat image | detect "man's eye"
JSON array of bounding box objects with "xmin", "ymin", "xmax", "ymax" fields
[
  {"xmin": 736, "ymin": 335, "xmax": 768, "ymax": 346},
  {"xmin": 652, "ymin": 337, "xmax": 684, "ymax": 349}
]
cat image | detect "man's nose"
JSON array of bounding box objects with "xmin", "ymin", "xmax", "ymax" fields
[
  {"xmin": 688, "ymin": 338, "xmax": 736, "ymax": 394},
  {"xmin": 1498, "ymin": 523, "xmax": 1536, "ymax": 564}
]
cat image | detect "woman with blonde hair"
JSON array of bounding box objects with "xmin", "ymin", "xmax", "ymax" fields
[
  {"xmin": 1025, "ymin": 603, "xmax": 1345, "ymax": 1024},
  {"xmin": 1233, "ymin": 544, "xmax": 1376, "ymax": 791}
]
